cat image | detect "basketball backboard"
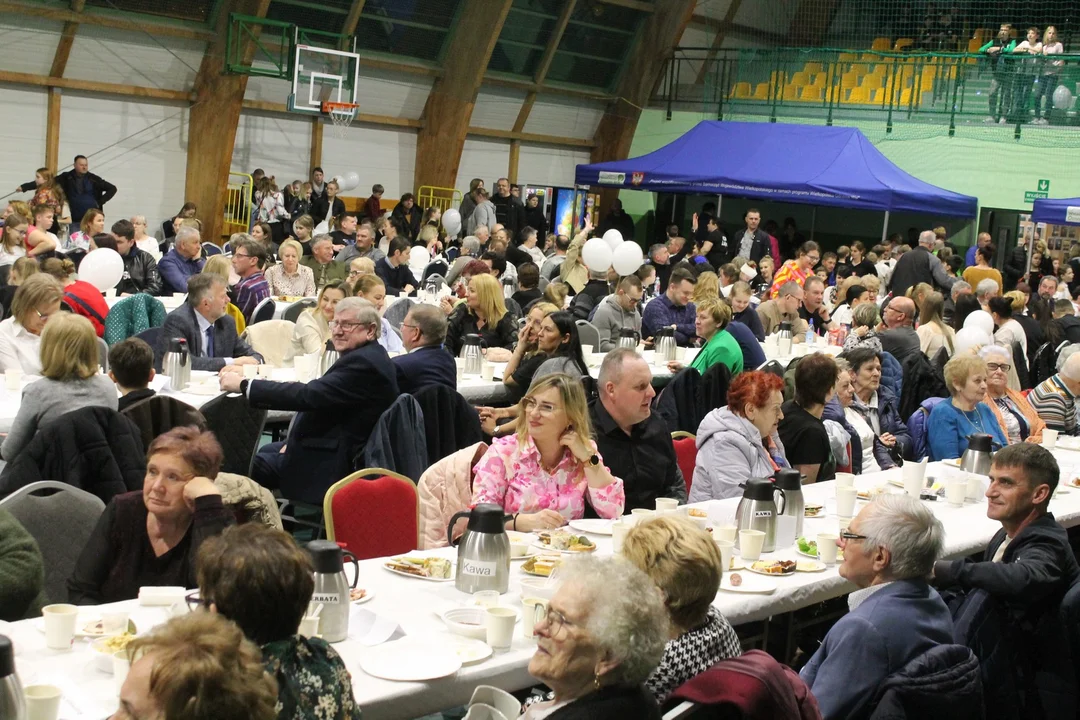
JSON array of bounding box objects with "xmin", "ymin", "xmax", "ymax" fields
[{"xmin": 287, "ymin": 40, "xmax": 360, "ymax": 115}]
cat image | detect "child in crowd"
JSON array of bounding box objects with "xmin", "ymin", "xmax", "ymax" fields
[
  {"xmin": 365, "ymin": 184, "xmax": 385, "ymax": 223},
  {"xmin": 109, "ymin": 338, "xmax": 156, "ymax": 412}
]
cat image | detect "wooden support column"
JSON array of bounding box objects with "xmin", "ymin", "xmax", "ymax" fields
[
  {"xmin": 46, "ymin": 89, "xmax": 61, "ymax": 172},
  {"xmin": 310, "ymin": 116, "xmax": 323, "ymax": 170},
  {"xmin": 590, "ymin": 0, "xmax": 697, "ymax": 215},
  {"xmin": 184, "ymin": 0, "xmax": 271, "ymax": 243},
  {"xmin": 508, "ymin": 140, "xmax": 520, "ymax": 184},
  {"xmin": 413, "ymin": 0, "xmax": 513, "ymax": 191}
]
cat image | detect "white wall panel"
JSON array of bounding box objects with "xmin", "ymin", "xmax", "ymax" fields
[
  {"xmin": 517, "ymin": 146, "xmax": 589, "ymax": 188},
  {"xmin": 57, "ymin": 94, "xmax": 188, "ymax": 230},
  {"xmin": 470, "ymin": 88, "xmax": 527, "ymax": 130},
  {"xmin": 0, "ymin": 87, "xmax": 49, "ymax": 200},
  {"xmin": 321, "ymin": 125, "xmax": 417, "ymax": 200},
  {"xmin": 244, "ymin": 75, "xmax": 294, "ymax": 104},
  {"xmin": 66, "ymin": 25, "xmax": 204, "ymax": 91},
  {"xmin": 231, "ymin": 111, "xmax": 312, "ymax": 187},
  {"xmin": 455, "ymin": 138, "xmax": 510, "ymax": 193},
  {"xmin": 0, "ymin": 17, "xmax": 62, "ymax": 76},
  {"xmin": 523, "ymin": 98, "xmax": 603, "ymax": 139},
  {"xmin": 693, "ymin": 0, "xmax": 735, "ymax": 21},
  {"xmin": 354, "ymin": 70, "xmax": 433, "ymax": 120}
]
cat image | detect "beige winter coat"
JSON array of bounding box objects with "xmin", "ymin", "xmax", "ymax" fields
[
  {"xmin": 417, "ymin": 442, "xmax": 489, "ymax": 549},
  {"xmin": 215, "ymin": 472, "xmax": 283, "ymax": 530}
]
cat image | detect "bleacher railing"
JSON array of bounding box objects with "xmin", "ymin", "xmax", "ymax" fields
[
  {"xmin": 418, "ymin": 186, "xmax": 462, "ymax": 214},
  {"xmin": 223, "ymin": 172, "xmax": 253, "ymax": 241},
  {"xmin": 653, "ymin": 48, "xmax": 1080, "ymax": 140}
]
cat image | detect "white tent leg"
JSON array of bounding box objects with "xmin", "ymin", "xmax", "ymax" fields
[{"xmin": 881, "ymin": 211, "xmax": 890, "ymax": 243}]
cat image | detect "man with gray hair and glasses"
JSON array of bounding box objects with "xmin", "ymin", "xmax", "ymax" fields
[
  {"xmin": 158, "ymin": 225, "xmax": 205, "ymax": 295},
  {"xmin": 801, "ymin": 494, "xmax": 953, "ymax": 719},
  {"xmin": 157, "ymin": 273, "xmax": 261, "ymax": 372},
  {"xmin": 888, "ymin": 229, "xmax": 957, "ymax": 297}
]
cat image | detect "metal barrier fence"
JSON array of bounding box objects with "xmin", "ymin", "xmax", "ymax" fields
[
  {"xmin": 223, "ymin": 172, "xmax": 253, "ymax": 241},
  {"xmin": 653, "ymin": 48, "xmax": 1080, "ymax": 142},
  {"xmin": 417, "ymin": 185, "xmax": 462, "ymax": 213}
]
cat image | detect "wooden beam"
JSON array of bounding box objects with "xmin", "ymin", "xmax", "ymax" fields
[
  {"xmin": 46, "ymin": 89, "xmax": 61, "ymax": 173},
  {"xmin": 414, "ymin": 0, "xmax": 514, "ymax": 191},
  {"xmin": 483, "ymin": 74, "xmax": 613, "ymax": 102},
  {"xmin": 310, "ymin": 116, "xmax": 323, "ymax": 169},
  {"xmin": 590, "ymin": 0, "xmax": 697, "ymax": 215},
  {"xmin": 0, "ymin": 0, "xmax": 216, "ymax": 42},
  {"xmin": 185, "ymin": 0, "xmax": 271, "ymax": 243},
  {"xmin": 341, "ymin": 0, "xmax": 367, "ymax": 37},
  {"xmin": 49, "ymin": 0, "xmax": 86, "ymax": 79},
  {"xmin": 688, "ymin": 15, "xmax": 787, "ymax": 45},
  {"xmin": 0, "ymin": 69, "xmax": 191, "ymax": 101},
  {"xmin": 694, "ymin": 0, "xmax": 744, "ymax": 85},
  {"xmin": 596, "ymin": 0, "xmax": 654, "ymax": 12},
  {"xmin": 512, "ymin": 92, "xmax": 535, "ymax": 133},
  {"xmin": 508, "ymin": 140, "xmax": 520, "ymax": 184},
  {"xmin": 788, "ymin": 0, "xmax": 841, "ymax": 46},
  {"xmin": 535, "ymin": 0, "xmax": 577, "ymax": 85},
  {"xmin": 468, "ymin": 127, "xmax": 595, "ymax": 148}
]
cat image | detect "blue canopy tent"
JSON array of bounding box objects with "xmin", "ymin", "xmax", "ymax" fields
[
  {"xmin": 576, "ymin": 122, "xmax": 978, "ymax": 236},
  {"xmin": 1032, "ymin": 197, "xmax": 1080, "ymax": 226}
]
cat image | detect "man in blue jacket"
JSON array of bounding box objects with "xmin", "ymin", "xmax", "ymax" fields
[
  {"xmin": 221, "ymin": 297, "xmax": 399, "ymax": 504},
  {"xmin": 801, "ymin": 494, "xmax": 952, "ymax": 719},
  {"xmin": 641, "ymin": 267, "xmax": 696, "ymax": 346},
  {"xmin": 393, "ymin": 304, "xmax": 456, "ymax": 394}
]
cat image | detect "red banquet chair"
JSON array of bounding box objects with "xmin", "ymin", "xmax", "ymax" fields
[
  {"xmin": 322, "ymin": 468, "xmax": 419, "ymax": 560},
  {"xmin": 671, "ymin": 432, "xmax": 697, "ymax": 496}
]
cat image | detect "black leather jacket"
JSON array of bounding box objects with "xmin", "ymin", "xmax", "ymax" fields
[{"xmin": 116, "ymin": 247, "xmax": 162, "ymax": 296}]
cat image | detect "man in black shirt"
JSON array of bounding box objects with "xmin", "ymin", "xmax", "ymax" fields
[
  {"xmin": 490, "ymin": 177, "xmax": 523, "ymax": 238},
  {"xmin": 799, "ymin": 276, "xmax": 836, "ymax": 336},
  {"xmin": 375, "ymin": 237, "xmax": 418, "ymax": 296},
  {"xmin": 330, "ymin": 212, "xmax": 357, "ymax": 251},
  {"xmin": 590, "ymin": 348, "xmax": 686, "ymax": 511},
  {"xmin": 877, "ymin": 296, "xmax": 922, "ymax": 364}
]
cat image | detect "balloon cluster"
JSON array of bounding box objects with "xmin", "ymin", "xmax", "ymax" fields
[
  {"xmin": 1053, "ymin": 85, "xmax": 1074, "ymax": 111},
  {"xmin": 580, "ymin": 229, "xmax": 644, "ymax": 276},
  {"xmin": 443, "ymin": 209, "xmax": 462, "ymax": 236},
  {"xmin": 332, "ymin": 171, "xmax": 360, "ymax": 191},
  {"xmin": 955, "ymin": 309, "xmax": 994, "ymax": 355}
]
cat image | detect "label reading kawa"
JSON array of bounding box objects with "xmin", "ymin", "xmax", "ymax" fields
[
  {"xmin": 753, "ymin": 510, "xmax": 773, "ymax": 518},
  {"xmin": 461, "ymin": 559, "xmax": 498, "ymax": 577}
]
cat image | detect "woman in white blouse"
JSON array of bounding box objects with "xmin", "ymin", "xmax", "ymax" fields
[
  {"xmin": 285, "ymin": 280, "xmax": 348, "ymax": 362},
  {"xmin": 265, "ymin": 239, "xmax": 316, "ymax": 297},
  {"xmin": 1032, "ymin": 26, "xmax": 1063, "ymax": 125},
  {"xmin": 916, "ymin": 291, "xmax": 955, "ymax": 358},
  {"xmin": 0, "ymin": 274, "xmax": 64, "ymax": 374}
]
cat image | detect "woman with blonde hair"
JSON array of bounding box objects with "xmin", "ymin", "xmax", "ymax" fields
[
  {"xmin": 0, "ymin": 256, "xmax": 39, "ymax": 318},
  {"xmin": 347, "ymin": 256, "xmax": 375, "ymax": 290},
  {"xmin": 860, "ymin": 273, "xmax": 881, "ymax": 305},
  {"xmin": 622, "ymin": 516, "xmax": 741, "ymax": 703},
  {"xmin": 843, "ymin": 302, "xmax": 883, "ymax": 353},
  {"xmin": 0, "ymin": 274, "xmax": 64, "ymax": 374},
  {"xmin": 0, "ymin": 213, "xmax": 29, "ymax": 268},
  {"xmin": 906, "ymin": 282, "xmax": 934, "ymax": 310},
  {"xmin": 916, "ymin": 291, "xmax": 955, "ymax": 358},
  {"xmin": 543, "ymin": 280, "xmax": 570, "ymax": 309},
  {"xmin": 446, "ymin": 272, "xmax": 516, "ymax": 357},
  {"xmin": 265, "ymin": 238, "xmax": 316, "ymax": 297},
  {"xmin": 471, "ymin": 373, "xmax": 624, "ymax": 531},
  {"xmin": 352, "ymin": 274, "xmax": 403, "ymax": 353},
  {"xmin": 289, "ymin": 214, "xmax": 314, "ymax": 249},
  {"xmin": 927, "ymin": 354, "xmax": 1006, "ymax": 460},
  {"xmin": 1, "ymin": 313, "xmax": 116, "ymax": 460},
  {"xmin": 40, "ymin": 257, "xmax": 108, "ymax": 337},
  {"xmin": 286, "ymin": 280, "xmax": 350, "ymax": 362},
  {"xmin": 1033, "ymin": 26, "xmax": 1063, "ymax": 124},
  {"xmin": 692, "ymin": 271, "xmax": 719, "ymax": 303}
]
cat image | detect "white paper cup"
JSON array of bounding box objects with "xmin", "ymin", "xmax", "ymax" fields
[
  {"xmin": 580, "ymin": 344, "xmax": 594, "ymax": 355},
  {"xmin": 903, "ymin": 460, "xmax": 928, "ymax": 497},
  {"xmin": 112, "ymin": 651, "xmax": 130, "ymax": 696},
  {"xmin": 775, "ymin": 515, "xmax": 797, "ymax": 549},
  {"xmin": 485, "ymin": 607, "xmax": 516, "ymax": 651},
  {"xmin": 715, "ymin": 540, "xmax": 735, "ymax": 572},
  {"xmin": 4, "ymin": 369, "xmax": 22, "ymax": 392},
  {"xmin": 456, "ymin": 364, "xmax": 465, "ymax": 382},
  {"xmin": 509, "ymin": 541, "xmax": 530, "ymax": 558},
  {"xmin": 945, "ymin": 476, "xmax": 967, "ymax": 507},
  {"xmin": 738, "ymin": 529, "xmax": 765, "ymax": 560},
  {"xmin": 42, "ymin": 604, "xmax": 77, "ymax": 650},
  {"xmin": 481, "ymin": 363, "xmax": 495, "ymax": 382},
  {"xmin": 836, "ymin": 486, "xmax": 858, "ymax": 518},
  {"xmin": 611, "ymin": 520, "xmax": 628, "ymax": 553},
  {"xmin": 834, "ymin": 472, "xmax": 855, "ymax": 488},
  {"xmin": 25, "ymin": 685, "xmax": 62, "ymax": 720},
  {"xmin": 966, "ymin": 472, "xmax": 985, "ymax": 502},
  {"xmin": 817, "ymin": 533, "xmax": 839, "ymax": 564},
  {"xmin": 256, "ymin": 364, "xmax": 274, "ymax": 378},
  {"xmin": 655, "ymin": 498, "xmax": 678, "ymax": 513},
  {"xmin": 298, "ymin": 615, "xmax": 320, "ymax": 638},
  {"xmin": 472, "ymin": 590, "xmax": 500, "ymax": 608},
  {"xmin": 713, "ymin": 524, "xmax": 738, "ymax": 543},
  {"xmin": 103, "ymin": 288, "xmax": 116, "ymax": 299},
  {"xmin": 630, "ymin": 508, "xmax": 654, "ymax": 525},
  {"xmin": 1043, "ymin": 428, "xmax": 1059, "ymax": 450},
  {"xmin": 521, "ymin": 597, "xmax": 549, "ymax": 639}
]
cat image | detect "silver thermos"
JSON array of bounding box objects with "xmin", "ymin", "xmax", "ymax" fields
[
  {"xmin": 306, "ymin": 540, "xmax": 359, "ymax": 643},
  {"xmin": 773, "ymin": 468, "xmax": 805, "ymax": 539},
  {"xmin": 447, "ymin": 504, "xmax": 511, "ymax": 594},
  {"xmin": 0, "ymin": 636, "xmax": 26, "ymax": 720},
  {"xmin": 317, "ymin": 340, "xmax": 339, "ymax": 378},
  {"xmin": 460, "ymin": 333, "xmax": 484, "ymax": 375},
  {"xmin": 777, "ymin": 321, "xmax": 793, "ymax": 356},
  {"xmin": 734, "ymin": 477, "xmax": 786, "ymax": 553},
  {"xmin": 960, "ymin": 433, "xmax": 995, "ymax": 476},
  {"xmin": 654, "ymin": 327, "xmax": 677, "ymax": 362},
  {"xmin": 617, "ymin": 328, "xmax": 641, "ymax": 350},
  {"xmin": 162, "ymin": 337, "xmax": 191, "ymax": 390}
]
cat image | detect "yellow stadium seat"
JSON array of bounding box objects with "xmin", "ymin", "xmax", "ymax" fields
[
  {"xmin": 810, "ymin": 73, "xmax": 827, "ymax": 88},
  {"xmin": 894, "ymin": 38, "xmax": 914, "ymax": 51},
  {"xmin": 898, "ymin": 88, "xmax": 913, "ymax": 105},
  {"xmin": 804, "ymin": 62, "xmax": 824, "ymax": 74},
  {"xmin": 752, "ymin": 82, "xmax": 770, "ymax": 99},
  {"xmin": 862, "ymin": 74, "xmax": 883, "ymax": 91},
  {"xmin": 838, "ymin": 52, "xmax": 858, "ymax": 63},
  {"xmin": 840, "ymin": 73, "xmax": 861, "ymax": 89},
  {"xmin": 860, "ymin": 53, "xmax": 878, "ymax": 63},
  {"xmin": 869, "ymin": 63, "xmax": 888, "ymax": 76},
  {"xmin": 731, "ymin": 82, "xmax": 752, "ymax": 99},
  {"xmin": 783, "ymin": 85, "xmax": 801, "ymax": 101},
  {"xmin": 871, "ymin": 38, "xmax": 891, "ymax": 51},
  {"xmin": 800, "ymin": 86, "xmax": 823, "ymax": 102},
  {"xmin": 847, "ymin": 87, "xmax": 872, "ymax": 104},
  {"xmin": 789, "ymin": 71, "xmax": 810, "ymax": 86}
]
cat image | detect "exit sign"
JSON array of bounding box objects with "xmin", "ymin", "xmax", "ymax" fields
[
  {"xmin": 1038, "ymin": 179, "xmax": 1051, "ymax": 192},
  {"xmin": 1025, "ymin": 191, "xmax": 1049, "ymax": 203}
]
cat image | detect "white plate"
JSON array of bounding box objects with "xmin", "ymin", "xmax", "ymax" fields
[
  {"xmin": 382, "ymin": 564, "xmax": 455, "ymax": 582},
  {"xmin": 506, "ymin": 531, "xmax": 534, "ymax": 544},
  {"xmin": 351, "ymin": 589, "xmax": 375, "ymax": 604},
  {"xmin": 746, "ymin": 563, "xmax": 797, "ymax": 578},
  {"xmin": 445, "ymin": 635, "xmax": 493, "ymax": 665},
  {"xmin": 529, "ymin": 542, "xmax": 597, "ymax": 556},
  {"xmin": 358, "ymin": 638, "xmax": 462, "ymax": 681},
  {"xmin": 797, "ymin": 547, "xmax": 844, "ymax": 562},
  {"xmin": 184, "ymin": 384, "xmax": 221, "ymax": 396},
  {"xmin": 719, "ymin": 572, "xmax": 777, "ymax": 594},
  {"xmin": 795, "ymin": 560, "xmax": 827, "ymax": 573},
  {"xmin": 568, "ymin": 519, "xmax": 613, "ymax": 535}
]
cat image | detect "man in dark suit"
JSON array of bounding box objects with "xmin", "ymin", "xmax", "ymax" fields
[
  {"xmin": 222, "ymin": 297, "xmax": 400, "ymax": 502},
  {"xmin": 394, "ymin": 304, "xmax": 457, "ymax": 394},
  {"xmin": 156, "ymin": 274, "xmax": 263, "ymax": 373}
]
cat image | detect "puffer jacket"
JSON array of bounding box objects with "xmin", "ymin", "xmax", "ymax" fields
[
  {"xmin": 869, "ymin": 644, "xmax": 983, "ymax": 720},
  {"xmin": 690, "ymin": 407, "xmax": 786, "ymax": 503},
  {"xmin": 417, "ymin": 442, "xmax": 488, "ymax": 549},
  {"xmin": 591, "ymin": 294, "xmax": 641, "ymax": 351},
  {"xmin": 103, "ymin": 292, "xmax": 166, "ymax": 346}
]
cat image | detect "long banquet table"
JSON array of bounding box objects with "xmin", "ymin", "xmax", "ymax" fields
[{"xmin": 7, "ymin": 454, "xmax": 1080, "ymax": 720}]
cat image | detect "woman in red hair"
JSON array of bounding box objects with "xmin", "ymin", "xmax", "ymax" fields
[{"xmin": 689, "ymin": 371, "xmax": 789, "ymax": 502}]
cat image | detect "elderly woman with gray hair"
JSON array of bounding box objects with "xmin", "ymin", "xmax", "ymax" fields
[
  {"xmin": 523, "ymin": 556, "xmax": 669, "ymax": 719},
  {"xmin": 842, "ymin": 301, "xmax": 883, "ymax": 353},
  {"xmin": 981, "ymin": 344, "xmax": 1045, "ymax": 445},
  {"xmin": 801, "ymin": 494, "xmax": 953, "ymax": 719}
]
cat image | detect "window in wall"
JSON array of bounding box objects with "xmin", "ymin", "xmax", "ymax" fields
[
  {"xmin": 488, "ymin": 0, "xmax": 563, "ymax": 79},
  {"xmin": 266, "ymin": 0, "xmax": 354, "ymax": 35},
  {"xmin": 354, "ymin": 0, "xmax": 462, "ymax": 64},
  {"xmin": 545, "ymin": 1, "xmax": 645, "ymax": 90},
  {"xmin": 84, "ymin": 0, "xmax": 215, "ymax": 24}
]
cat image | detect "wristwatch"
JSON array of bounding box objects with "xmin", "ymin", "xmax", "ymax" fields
[
  {"xmin": 239, "ymin": 379, "xmax": 250, "ymax": 395},
  {"xmin": 586, "ymin": 454, "xmax": 600, "ymax": 467}
]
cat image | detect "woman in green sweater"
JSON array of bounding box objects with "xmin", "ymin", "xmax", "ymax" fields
[
  {"xmin": 0, "ymin": 508, "xmax": 46, "ymax": 621},
  {"xmin": 667, "ymin": 297, "xmax": 744, "ymax": 377}
]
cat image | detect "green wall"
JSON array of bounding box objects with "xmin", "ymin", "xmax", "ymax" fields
[{"xmin": 621, "ymin": 109, "xmax": 1080, "ymax": 250}]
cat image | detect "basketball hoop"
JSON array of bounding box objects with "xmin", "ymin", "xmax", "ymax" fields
[{"xmin": 322, "ymin": 101, "xmax": 358, "ymax": 139}]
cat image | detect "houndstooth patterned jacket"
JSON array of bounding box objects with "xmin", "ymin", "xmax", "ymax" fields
[{"xmin": 645, "ymin": 607, "xmax": 743, "ymax": 703}]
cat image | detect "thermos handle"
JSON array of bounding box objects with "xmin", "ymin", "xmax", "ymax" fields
[
  {"xmin": 447, "ymin": 511, "xmax": 470, "ymax": 547},
  {"xmin": 775, "ymin": 486, "xmax": 786, "ymax": 516},
  {"xmin": 342, "ymin": 549, "xmax": 360, "ymax": 589}
]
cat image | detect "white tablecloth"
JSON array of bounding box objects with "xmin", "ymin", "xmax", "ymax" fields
[{"xmin": 9, "ymin": 457, "xmax": 1080, "ymax": 719}]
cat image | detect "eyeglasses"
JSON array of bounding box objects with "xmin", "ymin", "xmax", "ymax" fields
[
  {"xmin": 839, "ymin": 530, "xmax": 867, "ymax": 543},
  {"xmin": 538, "ymin": 607, "xmax": 574, "ymax": 638},
  {"xmin": 185, "ymin": 590, "xmax": 209, "ymax": 612},
  {"xmin": 986, "ymin": 362, "xmax": 1011, "ymax": 372},
  {"xmin": 523, "ymin": 398, "xmax": 560, "ymax": 416},
  {"xmin": 233, "ymin": 252, "xmax": 251, "ymax": 259},
  {"xmin": 329, "ymin": 319, "xmax": 367, "ymax": 331},
  {"xmin": 34, "ymin": 308, "xmax": 57, "ymax": 322},
  {"xmin": 348, "ymin": 270, "xmax": 363, "ymax": 277},
  {"xmin": 401, "ymin": 323, "xmax": 419, "ymax": 332}
]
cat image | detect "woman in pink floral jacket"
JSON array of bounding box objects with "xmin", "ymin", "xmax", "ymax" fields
[{"xmin": 471, "ymin": 373, "xmax": 624, "ymax": 533}]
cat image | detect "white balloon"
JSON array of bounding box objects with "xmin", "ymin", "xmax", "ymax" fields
[
  {"xmin": 334, "ymin": 171, "xmax": 360, "ymax": 192},
  {"xmin": 611, "ymin": 241, "xmax": 644, "ymax": 276},
  {"xmin": 602, "ymin": 229, "xmax": 623, "ymax": 250},
  {"xmin": 79, "ymin": 248, "xmax": 124, "ymax": 292},
  {"xmin": 1053, "ymin": 85, "xmax": 1074, "ymax": 110},
  {"xmin": 954, "ymin": 327, "xmax": 992, "ymax": 356},
  {"xmin": 963, "ymin": 309, "xmax": 994, "ymax": 337},
  {"xmin": 582, "ymin": 237, "xmax": 613, "ymax": 272},
  {"xmin": 443, "ymin": 208, "xmax": 462, "ymax": 236},
  {"xmin": 314, "ymin": 221, "xmax": 330, "ymax": 236}
]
